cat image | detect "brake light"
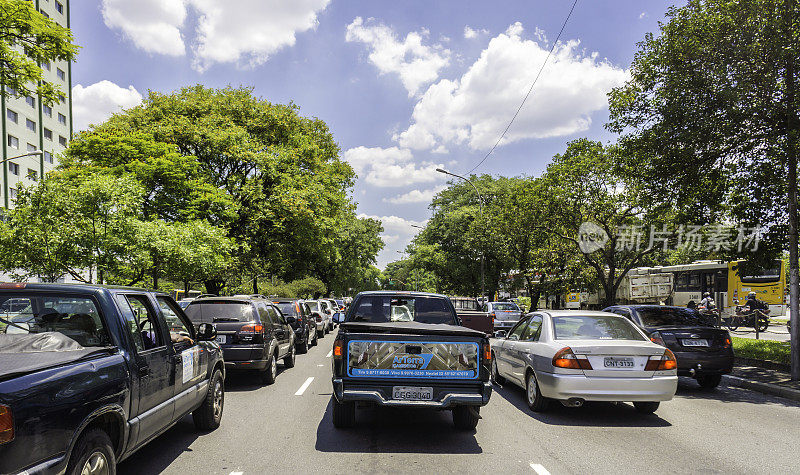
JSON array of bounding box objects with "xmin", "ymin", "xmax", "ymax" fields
[
  {"xmin": 645, "ymin": 349, "xmax": 678, "ymax": 371},
  {"xmin": 723, "ymin": 337, "xmax": 732, "ymax": 348},
  {"xmin": 316, "ymin": 315, "xmax": 322, "ymax": 322},
  {"xmin": 333, "ymin": 340, "xmax": 344, "ymax": 359},
  {"xmin": 552, "ymin": 347, "xmax": 592, "ymax": 370},
  {"xmin": 0, "ymin": 283, "xmax": 25, "ymax": 289},
  {"xmin": 483, "ymin": 343, "xmax": 492, "ymax": 361},
  {"xmin": 0, "ymin": 404, "xmax": 13, "ymax": 444},
  {"xmin": 240, "ymin": 324, "xmax": 263, "ymax": 334},
  {"xmin": 649, "ymin": 331, "xmax": 665, "ymax": 346}
]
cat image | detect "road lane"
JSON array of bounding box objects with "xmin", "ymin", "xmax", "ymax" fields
[{"xmin": 119, "ymin": 334, "xmax": 800, "ymax": 475}]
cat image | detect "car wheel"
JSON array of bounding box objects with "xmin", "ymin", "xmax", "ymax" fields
[
  {"xmin": 284, "ymin": 344, "xmax": 296, "ymax": 368},
  {"xmin": 331, "ymin": 396, "xmax": 356, "ymax": 428},
  {"xmin": 633, "ymin": 401, "xmax": 660, "ymax": 414},
  {"xmin": 696, "ymin": 374, "xmax": 722, "ymax": 390},
  {"xmin": 452, "ymin": 406, "xmax": 480, "ymax": 430},
  {"xmin": 491, "ymin": 355, "xmax": 505, "ymax": 385},
  {"xmin": 66, "ymin": 429, "xmax": 116, "ymax": 475},
  {"xmin": 261, "ymin": 353, "xmax": 277, "ymax": 385},
  {"xmin": 297, "ymin": 332, "xmax": 309, "ymax": 354},
  {"xmin": 193, "ymin": 369, "xmax": 224, "ymax": 430},
  {"xmin": 318, "ymin": 328, "xmax": 325, "ymax": 338},
  {"xmin": 525, "ymin": 371, "xmax": 548, "ymax": 412},
  {"xmin": 312, "ymin": 327, "xmax": 319, "ymax": 346}
]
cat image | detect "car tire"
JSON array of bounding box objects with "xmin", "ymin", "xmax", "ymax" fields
[
  {"xmin": 633, "ymin": 401, "xmax": 660, "ymax": 414},
  {"xmin": 311, "ymin": 327, "xmax": 319, "ymax": 346},
  {"xmin": 318, "ymin": 328, "xmax": 325, "ymax": 338},
  {"xmin": 331, "ymin": 396, "xmax": 356, "ymax": 428},
  {"xmin": 297, "ymin": 332, "xmax": 309, "ymax": 354},
  {"xmin": 696, "ymin": 374, "xmax": 722, "ymax": 390},
  {"xmin": 452, "ymin": 406, "xmax": 480, "ymax": 430},
  {"xmin": 193, "ymin": 369, "xmax": 224, "ymax": 430},
  {"xmin": 261, "ymin": 352, "xmax": 277, "ymax": 385},
  {"xmin": 525, "ymin": 371, "xmax": 548, "ymax": 412},
  {"xmin": 66, "ymin": 428, "xmax": 116, "ymax": 475},
  {"xmin": 284, "ymin": 344, "xmax": 296, "ymax": 368},
  {"xmin": 491, "ymin": 355, "xmax": 505, "ymax": 385}
]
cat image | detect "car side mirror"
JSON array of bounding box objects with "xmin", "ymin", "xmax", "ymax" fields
[
  {"xmin": 494, "ymin": 330, "xmax": 507, "ymax": 338},
  {"xmin": 333, "ymin": 312, "xmax": 345, "ymax": 323},
  {"xmin": 285, "ymin": 316, "xmax": 296, "ymax": 324},
  {"xmin": 197, "ymin": 323, "xmax": 217, "ymax": 341}
]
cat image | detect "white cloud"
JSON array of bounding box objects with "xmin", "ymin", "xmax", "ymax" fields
[
  {"xmin": 343, "ymin": 146, "xmax": 445, "ymax": 188},
  {"xmin": 102, "ymin": 0, "xmax": 330, "ymax": 71},
  {"xmin": 639, "ymin": 12, "xmax": 648, "ymax": 19},
  {"xmin": 346, "ymin": 17, "xmax": 450, "ymax": 96},
  {"xmin": 189, "ymin": 0, "xmax": 331, "ymax": 72},
  {"xmin": 358, "ymin": 214, "xmax": 428, "ymax": 268},
  {"xmin": 101, "ymin": 0, "xmax": 188, "ymax": 56},
  {"xmin": 395, "ymin": 22, "xmax": 629, "ymax": 151},
  {"xmin": 383, "ymin": 185, "xmax": 446, "ymax": 204},
  {"xmin": 72, "ymin": 81, "xmax": 143, "ymax": 131},
  {"xmin": 463, "ymin": 26, "xmax": 488, "ymax": 39}
]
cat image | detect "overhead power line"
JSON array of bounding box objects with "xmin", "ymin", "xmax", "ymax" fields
[{"xmin": 466, "ymin": 0, "xmax": 580, "ymax": 175}]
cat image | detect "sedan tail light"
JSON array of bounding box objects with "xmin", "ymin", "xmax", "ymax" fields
[
  {"xmin": 645, "ymin": 349, "xmax": 678, "ymax": 371},
  {"xmin": 239, "ymin": 324, "xmax": 263, "ymax": 341},
  {"xmin": 552, "ymin": 347, "xmax": 592, "ymax": 370},
  {"xmin": 0, "ymin": 404, "xmax": 13, "ymax": 444}
]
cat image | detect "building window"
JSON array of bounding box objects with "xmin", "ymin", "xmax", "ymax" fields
[
  {"xmin": 27, "ymin": 143, "xmax": 37, "ymax": 152},
  {"xmin": 56, "ymin": 1, "xmax": 63, "ymax": 14},
  {"xmin": 40, "ymin": 9, "xmax": 49, "ymax": 18},
  {"xmin": 43, "ymin": 104, "xmax": 52, "ymax": 117},
  {"xmin": 44, "ymin": 151, "xmax": 53, "ymax": 164},
  {"xmin": 26, "ymin": 119, "xmax": 36, "ymax": 132},
  {"xmin": 58, "ymin": 94, "xmax": 66, "ymax": 103},
  {"xmin": 9, "ymin": 163, "xmax": 19, "ymax": 176},
  {"xmin": 7, "ymin": 87, "xmax": 17, "ymax": 96},
  {"xmin": 59, "ymin": 135, "xmax": 67, "ymax": 147},
  {"xmin": 41, "ymin": 61, "xmax": 51, "ymax": 71},
  {"xmin": 57, "ymin": 68, "xmax": 65, "ymax": 81},
  {"xmin": 27, "ymin": 169, "xmax": 38, "ymax": 182},
  {"xmin": 6, "ymin": 109, "xmax": 18, "ymax": 123},
  {"xmin": 58, "ymin": 113, "xmax": 66, "ymax": 125},
  {"xmin": 44, "ymin": 128, "xmax": 52, "ymax": 140},
  {"xmin": 9, "ymin": 188, "xmax": 17, "ymax": 201},
  {"xmin": 25, "ymin": 96, "xmax": 35, "ymax": 108},
  {"xmin": 7, "ymin": 135, "xmax": 19, "ymax": 149}
]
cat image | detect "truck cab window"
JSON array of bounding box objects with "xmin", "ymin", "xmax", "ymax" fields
[{"xmin": 124, "ymin": 295, "xmax": 164, "ymax": 350}]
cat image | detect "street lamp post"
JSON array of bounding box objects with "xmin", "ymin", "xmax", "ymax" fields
[
  {"xmin": 2, "ymin": 150, "xmax": 44, "ymax": 164},
  {"xmin": 436, "ymin": 168, "xmax": 485, "ymax": 305}
]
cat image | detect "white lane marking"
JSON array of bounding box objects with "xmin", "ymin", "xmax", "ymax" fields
[
  {"xmin": 295, "ymin": 377, "xmax": 314, "ymax": 396},
  {"xmin": 326, "ymin": 350, "xmax": 332, "ymax": 358},
  {"xmin": 530, "ymin": 463, "xmax": 551, "ymax": 475},
  {"xmin": 317, "ymin": 364, "xmax": 324, "ymax": 367},
  {"xmin": 230, "ymin": 472, "xmax": 243, "ymax": 475}
]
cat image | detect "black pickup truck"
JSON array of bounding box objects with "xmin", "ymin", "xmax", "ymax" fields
[
  {"xmin": 330, "ymin": 291, "xmax": 492, "ymax": 430},
  {"xmin": 0, "ymin": 283, "xmax": 225, "ymax": 475}
]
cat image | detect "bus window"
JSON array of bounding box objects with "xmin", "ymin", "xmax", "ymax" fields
[{"xmin": 687, "ymin": 272, "xmax": 701, "ymax": 291}]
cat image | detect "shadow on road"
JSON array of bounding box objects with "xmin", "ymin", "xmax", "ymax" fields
[
  {"xmin": 676, "ymin": 377, "xmax": 800, "ymax": 407},
  {"xmin": 493, "ymin": 382, "xmax": 672, "ymax": 427},
  {"xmin": 222, "ymin": 367, "xmax": 289, "ymax": 392},
  {"xmin": 118, "ymin": 415, "xmax": 199, "ymax": 475},
  {"xmin": 315, "ymin": 398, "xmax": 482, "ymax": 454}
]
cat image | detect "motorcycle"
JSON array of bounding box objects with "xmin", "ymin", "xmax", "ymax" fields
[
  {"xmin": 725, "ymin": 305, "xmax": 769, "ymax": 332},
  {"xmin": 696, "ymin": 304, "xmax": 721, "ymax": 327}
]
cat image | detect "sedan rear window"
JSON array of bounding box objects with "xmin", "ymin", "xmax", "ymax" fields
[
  {"xmin": 636, "ymin": 307, "xmax": 707, "ymax": 327},
  {"xmin": 349, "ymin": 296, "xmax": 456, "ymax": 325},
  {"xmin": 552, "ymin": 315, "xmax": 646, "ymax": 341},
  {"xmin": 0, "ymin": 294, "xmax": 110, "ymax": 348},
  {"xmin": 184, "ymin": 302, "xmax": 254, "ymax": 324},
  {"xmin": 275, "ymin": 302, "xmax": 298, "ymax": 317},
  {"xmin": 492, "ymin": 303, "xmax": 519, "ymax": 311}
]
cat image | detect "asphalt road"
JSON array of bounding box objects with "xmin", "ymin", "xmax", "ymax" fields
[{"xmin": 118, "ymin": 332, "xmax": 800, "ymax": 475}]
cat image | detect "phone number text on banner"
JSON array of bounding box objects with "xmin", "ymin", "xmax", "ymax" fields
[{"xmin": 349, "ymin": 368, "xmax": 476, "ymax": 379}]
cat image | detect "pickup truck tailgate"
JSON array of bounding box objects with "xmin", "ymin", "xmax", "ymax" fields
[{"xmin": 348, "ymin": 340, "xmax": 479, "ymax": 380}]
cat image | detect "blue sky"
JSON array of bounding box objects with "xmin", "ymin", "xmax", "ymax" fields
[{"xmin": 70, "ymin": 0, "xmax": 679, "ymax": 268}]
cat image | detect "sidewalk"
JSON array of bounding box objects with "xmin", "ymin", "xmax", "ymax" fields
[{"xmin": 723, "ymin": 365, "xmax": 800, "ymax": 402}]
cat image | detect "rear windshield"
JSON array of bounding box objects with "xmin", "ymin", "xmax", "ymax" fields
[
  {"xmin": 275, "ymin": 302, "xmax": 298, "ymax": 317},
  {"xmin": 348, "ymin": 296, "xmax": 456, "ymax": 325},
  {"xmin": 451, "ymin": 299, "xmax": 478, "ymax": 311},
  {"xmin": 636, "ymin": 307, "xmax": 707, "ymax": 327},
  {"xmin": 0, "ymin": 294, "xmax": 110, "ymax": 348},
  {"xmin": 492, "ymin": 302, "xmax": 519, "ymax": 311},
  {"xmin": 184, "ymin": 301, "xmax": 254, "ymax": 324},
  {"xmin": 307, "ymin": 301, "xmax": 319, "ymax": 311},
  {"xmin": 552, "ymin": 315, "xmax": 646, "ymax": 341}
]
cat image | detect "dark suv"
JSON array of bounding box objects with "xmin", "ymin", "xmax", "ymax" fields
[
  {"xmin": 273, "ymin": 298, "xmax": 317, "ymax": 353},
  {"xmin": 185, "ymin": 296, "xmax": 296, "ymax": 384}
]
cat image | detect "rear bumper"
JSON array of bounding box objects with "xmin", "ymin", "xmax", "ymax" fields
[
  {"xmin": 332, "ymin": 378, "xmax": 492, "ymax": 408},
  {"xmin": 222, "ymin": 344, "xmax": 268, "ymax": 370},
  {"xmin": 673, "ymin": 351, "xmax": 734, "ymax": 376},
  {"xmin": 225, "ymin": 359, "xmax": 268, "ymax": 370},
  {"xmin": 492, "ymin": 320, "xmax": 518, "ymax": 330},
  {"xmin": 536, "ymin": 372, "xmax": 678, "ymax": 402}
]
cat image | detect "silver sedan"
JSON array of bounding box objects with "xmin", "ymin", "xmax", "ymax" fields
[{"xmin": 490, "ymin": 310, "xmax": 677, "ymax": 414}]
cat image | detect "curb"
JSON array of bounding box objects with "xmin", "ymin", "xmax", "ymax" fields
[
  {"xmin": 723, "ymin": 375, "xmax": 800, "ymax": 402},
  {"xmin": 734, "ymin": 357, "xmax": 791, "ymax": 372}
]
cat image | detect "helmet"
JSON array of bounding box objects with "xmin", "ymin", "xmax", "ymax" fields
[
  {"xmin": 748, "ymin": 291, "xmax": 757, "ymax": 298},
  {"xmin": 703, "ymin": 292, "xmax": 711, "ymax": 298}
]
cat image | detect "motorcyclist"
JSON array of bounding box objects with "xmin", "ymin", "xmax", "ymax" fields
[
  {"xmin": 743, "ymin": 291, "xmax": 769, "ymax": 314},
  {"xmin": 699, "ymin": 292, "xmax": 716, "ymax": 310}
]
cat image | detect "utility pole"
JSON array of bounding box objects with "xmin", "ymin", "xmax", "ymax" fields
[
  {"xmin": 436, "ymin": 168, "xmax": 485, "ymax": 304},
  {"xmin": 785, "ymin": 0, "xmax": 800, "ymax": 380}
]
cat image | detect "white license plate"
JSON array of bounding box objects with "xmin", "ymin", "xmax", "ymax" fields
[
  {"xmin": 392, "ymin": 386, "xmax": 433, "ymax": 401},
  {"xmin": 215, "ymin": 335, "xmax": 227, "ymax": 344},
  {"xmin": 604, "ymin": 356, "xmax": 635, "ymax": 368},
  {"xmin": 682, "ymin": 339, "xmax": 709, "ymax": 347}
]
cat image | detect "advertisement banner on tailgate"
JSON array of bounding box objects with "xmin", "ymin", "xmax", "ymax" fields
[{"xmin": 347, "ymin": 340, "xmax": 479, "ymax": 379}]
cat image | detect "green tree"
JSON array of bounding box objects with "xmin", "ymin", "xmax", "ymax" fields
[
  {"xmin": 0, "ymin": 0, "xmax": 79, "ymax": 103},
  {"xmin": 606, "ymin": 0, "xmax": 800, "ymax": 378}
]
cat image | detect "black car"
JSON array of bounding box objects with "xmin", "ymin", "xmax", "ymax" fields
[
  {"xmin": 185, "ymin": 296, "xmax": 296, "ymax": 384},
  {"xmin": 273, "ymin": 298, "xmax": 318, "ymax": 353},
  {"xmin": 0, "ymin": 283, "xmax": 224, "ymax": 475},
  {"xmin": 604, "ymin": 305, "xmax": 734, "ymax": 389}
]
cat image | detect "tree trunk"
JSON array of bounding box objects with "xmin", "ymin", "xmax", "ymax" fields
[
  {"xmin": 151, "ymin": 265, "xmax": 159, "ymax": 290},
  {"xmin": 785, "ymin": 0, "xmax": 800, "ymax": 380},
  {"xmin": 253, "ymin": 275, "xmax": 258, "ymax": 295},
  {"xmin": 205, "ymin": 280, "xmax": 223, "ymax": 296}
]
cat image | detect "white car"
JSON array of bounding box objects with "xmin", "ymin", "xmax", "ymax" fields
[
  {"xmin": 306, "ymin": 300, "xmax": 330, "ymax": 337},
  {"xmin": 491, "ymin": 310, "xmax": 677, "ymax": 414}
]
